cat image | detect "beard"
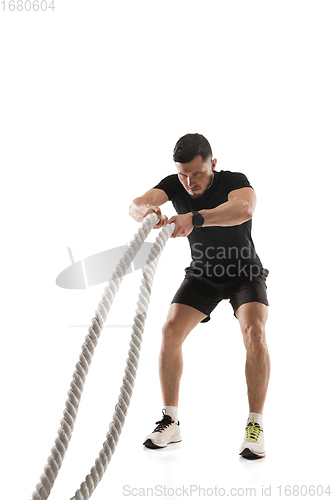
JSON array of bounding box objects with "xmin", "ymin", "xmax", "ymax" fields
[
  {"xmin": 188, "ymin": 190, "xmax": 203, "ymax": 199},
  {"xmin": 187, "ymin": 173, "xmax": 214, "ymax": 199}
]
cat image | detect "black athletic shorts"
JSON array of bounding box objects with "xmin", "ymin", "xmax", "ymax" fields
[{"xmin": 171, "ymin": 267, "xmax": 269, "ymax": 322}]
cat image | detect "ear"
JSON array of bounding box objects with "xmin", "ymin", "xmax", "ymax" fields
[{"xmin": 211, "ymin": 158, "xmax": 217, "ymax": 171}]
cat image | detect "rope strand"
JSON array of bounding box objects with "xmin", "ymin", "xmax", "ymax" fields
[
  {"xmin": 30, "ymin": 214, "xmax": 173, "ymax": 500},
  {"xmin": 70, "ymin": 222, "xmax": 174, "ymax": 500}
]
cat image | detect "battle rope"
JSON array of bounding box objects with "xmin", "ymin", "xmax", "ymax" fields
[{"xmin": 30, "ymin": 213, "xmax": 175, "ymax": 500}]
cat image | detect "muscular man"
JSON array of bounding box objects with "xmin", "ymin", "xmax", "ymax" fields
[{"xmin": 129, "ymin": 133, "xmax": 270, "ymax": 460}]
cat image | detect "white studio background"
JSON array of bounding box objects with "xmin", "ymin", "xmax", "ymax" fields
[{"xmin": 0, "ymin": 1, "xmax": 332, "ymax": 499}]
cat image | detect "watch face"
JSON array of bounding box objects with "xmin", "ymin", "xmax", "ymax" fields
[{"xmin": 193, "ymin": 212, "xmax": 204, "ymax": 227}]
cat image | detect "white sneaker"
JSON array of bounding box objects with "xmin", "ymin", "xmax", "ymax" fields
[
  {"xmin": 239, "ymin": 417, "xmax": 265, "ymax": 459},
  {"xmin": 143, "ymin": 410, "xmax": 182, "ymax": 449}
]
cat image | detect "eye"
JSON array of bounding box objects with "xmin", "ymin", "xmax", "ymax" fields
[{"xmin": 194, "ymin": 172, "xmax": 201, "ymax": 176}]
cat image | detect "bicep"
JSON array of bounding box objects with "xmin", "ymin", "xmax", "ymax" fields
[
  {"xmin": 228, "ymin": 187, "xmax": 257, "ymax": 211},
  {"xmin": 140, "ymin": 188, "xmax": 169, "ymax": 206}
]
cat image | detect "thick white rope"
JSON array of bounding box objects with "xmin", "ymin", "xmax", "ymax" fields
[
  {"xmin": 70, "ymin": 219, "xmax": 175, "ymax": 500},
  {"xmin": 30, "ymin": 214, "xmax": 174, "ymax": 500}
]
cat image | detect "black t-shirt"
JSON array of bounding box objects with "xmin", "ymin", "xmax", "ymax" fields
[{"xmin": 154, "ymin": 170, "xmax": 263, "ymax": 284}]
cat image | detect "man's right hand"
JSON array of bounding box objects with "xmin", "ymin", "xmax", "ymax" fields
[
  {"xmin": 129, "ymin": 189, "xmax": 169, "ymax": 228},
  {"xmin": 142, "ymin": 205, "xmax": 167, "ymax": 229},
  {"xmin": 129, "ymin": 200, "xmax": 166, "ymax": 228}
]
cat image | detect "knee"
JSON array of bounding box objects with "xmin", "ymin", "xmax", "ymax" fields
[
  {"xmin": 161, "ymin": 320, "xmax": 185, "ymax": 348},
  {"xmin": 241, "ymin": 321, "xmax": 267, "ymax": 354}
]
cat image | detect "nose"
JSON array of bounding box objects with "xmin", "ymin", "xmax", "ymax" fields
[{"xmin": 187, "ymin": 176, "xmax": 195, "ymax": 188}]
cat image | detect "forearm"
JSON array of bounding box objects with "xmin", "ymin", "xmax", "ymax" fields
[{"xmin": 200, "ymin": 198, "xmax": 254, "ymax": 227}]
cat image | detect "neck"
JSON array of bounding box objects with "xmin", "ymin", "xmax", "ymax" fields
[{"xmin": 208, "ymin": 172, "xmax": 214, "ymax": 189}]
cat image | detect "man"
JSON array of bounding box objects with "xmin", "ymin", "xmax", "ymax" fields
[{"xmin": 129, "ymin": 133, "xmax": 270, "ymax": 460}]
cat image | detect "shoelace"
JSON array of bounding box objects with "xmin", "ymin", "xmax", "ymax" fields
[
  {"xmin": 245, "ymin": 418, "xmax": 262, "ymax": 443},
  {"xmin": 153, "ymin": 414, "xmax": 174, "ymax": 433}
]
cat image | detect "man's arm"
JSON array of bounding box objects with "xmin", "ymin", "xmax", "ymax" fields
[
  {"xmin": 129, "ymin": 188, "xmax": 169, "ymax": 228},
  {"xmin": 167, "ymin": 187, "xmax": 256, "ymax": 238},
  {"xmin": 200, "ymin": 187, "xmax": 256, "ymax": 227}
]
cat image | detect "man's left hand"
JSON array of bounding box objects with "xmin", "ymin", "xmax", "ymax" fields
[{"xmin": 167, "ymin": 213, "xmax": 194, "ymax": 238}]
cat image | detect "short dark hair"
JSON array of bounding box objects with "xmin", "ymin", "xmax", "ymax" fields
[{"xmin": 173, "ymin": 133, "xmax": 213, "ymax": 163}]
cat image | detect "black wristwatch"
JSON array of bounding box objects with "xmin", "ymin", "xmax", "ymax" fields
[{"xmin": 192, "ymin": 210, "xmax": 204, "ymax": 228}]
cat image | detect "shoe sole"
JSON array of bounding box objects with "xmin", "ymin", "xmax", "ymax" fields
[
  {"xmin": 240, "ymin": 448, "xmax": 265, "ymax": 460},
  {"xmin": 143, "ymin": 438, "xmax": 182, "ymax": 449}
]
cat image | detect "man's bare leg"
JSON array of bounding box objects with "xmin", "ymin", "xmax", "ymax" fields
[
  {"xmin": 159, "ymin": 303, "xmax": 207, "ymax": 406},
  {"xmin": 143, "ymin": 304, "xmax": 206, "ymax": 448},
  {"xmin": 236, "ymin": 302, "xmax": 269, "ymax": 459},
  {"xmin": 236, "ymin": 302, "xmax": 270, "ymax": 414}
]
